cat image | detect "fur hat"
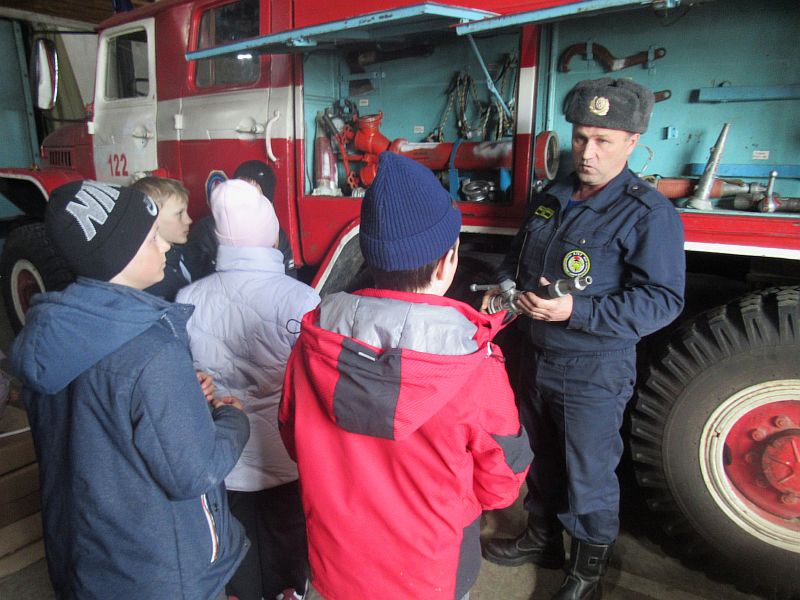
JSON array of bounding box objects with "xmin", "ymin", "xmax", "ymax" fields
[
  {"xmin": 564, "ymin": 77, "xmax": 655, "ymax": 133},
  {"xmin": 211, "ymin": 179, "xmax": 279, "ymax": 248},
  {"xmin": 360, "ymin": 152, "xmax": 461, "ymax": 272},
  {"xmin": 45, "ymin": 180, "xmax": 158, "ymax": 281}
]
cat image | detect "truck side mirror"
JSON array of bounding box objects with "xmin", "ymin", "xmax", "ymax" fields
[{"xmin": 30, "ymin": 38, "xmax": 59, "ymax": 110}]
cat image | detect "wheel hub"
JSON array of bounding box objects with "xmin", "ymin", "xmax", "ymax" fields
[
  {"xmin": 724, "ymin": 401, "xmax": 800, "ymax": 521},
  {"xmin": 761, "ymin": 429, "xmax": 800, "ymax": 500}
]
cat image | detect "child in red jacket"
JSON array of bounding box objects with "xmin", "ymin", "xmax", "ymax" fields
[{"xmin": 279, "ymin": 152, "xmax": 532, "ymax": 600}]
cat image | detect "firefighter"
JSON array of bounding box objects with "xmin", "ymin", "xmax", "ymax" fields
[{"xmin": 482, "ymin": 78, "xmax": 686, "ymax": 599}]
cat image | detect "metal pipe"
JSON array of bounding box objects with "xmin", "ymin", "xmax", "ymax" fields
[
  {"xmin": 391, "ymin": 139, "xmax": 513, "ymax": 171},
  {"xmin": 688, "ymin": 123, "xmax": 731, "ymax": 210},
  {"xmin": 770, "ymin": 197, "xmax": 800, "ymax": 213},
  {"xmin": 655, "ymin": 177, "xmax": 755, "ymax": 199},
  {"xmin": 759, "ymin": 171, "xmax": 778, "ymax": 212}
]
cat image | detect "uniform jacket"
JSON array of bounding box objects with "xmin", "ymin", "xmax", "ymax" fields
[
  {"xmin": 10, "ymin": 278, "xmax": 250, "ymax": 600},
  {"xmin": 176, "ymin": 245, "xmax": 320, "ymax": 492},
  {"xmin": 498, "ymin": 168, "xmax": 685, "ymax": 353},
  {"xmin": 279, "ymin": 289, "xmax": 532, "ymax": 600}
]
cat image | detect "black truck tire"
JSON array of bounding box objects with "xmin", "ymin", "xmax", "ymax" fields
[
  {"xmin": 631, "ymin": 286, "xmax": 800, "ymax": 598},
  {"xmin": 0, "ymin": 222, "xmax": 74, "ymax": 332}
]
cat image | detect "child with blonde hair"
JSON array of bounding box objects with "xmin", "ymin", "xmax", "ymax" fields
[{"xmin": 132, "ymin": 176, "xmax": 193, "ymax": 300}]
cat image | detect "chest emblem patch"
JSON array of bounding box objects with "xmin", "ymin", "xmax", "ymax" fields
[
  {"xmin": 563, "ymin": 250, "xmax": 591, "ymax": 277},
  {"xmin": 534, "ymin": 205, "xmax": 555, "ymax": 219}
]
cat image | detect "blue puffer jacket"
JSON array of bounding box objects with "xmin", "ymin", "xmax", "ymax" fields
[{"xmin": 10, "ymin": 278, "xmax": 250, "ymax": 600}]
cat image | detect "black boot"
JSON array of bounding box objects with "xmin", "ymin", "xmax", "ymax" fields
[
  {"xmin": 552, "ymin": 538, "xmax": 613, "ymax": 600},
  {"xmin": 481, "ymin": 513, "xmax": 565, "ymax": 568}
]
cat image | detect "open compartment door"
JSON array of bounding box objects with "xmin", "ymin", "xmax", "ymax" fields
[
  {"xmin": 183, "ymin": 2, "xmax": 544, "ymax": 275},
  {"xmin": 455, "ymin": 0, "xmax": 672, "ymax": 35},
  {"xmin": 186, "ymin": 3, "xmax": 498, "ymax": 61}
]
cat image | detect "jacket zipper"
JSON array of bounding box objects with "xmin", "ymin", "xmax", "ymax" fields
[
  {"xmin": 160, "ymin": 313, "xmax": 179, "ymax": 338},
  {"xmin": 201, "ymin": 493, "xmax": 219, "ymax": 563},
  {"xmin": 540, "ymin": 209, "xmax": 564, "ymax": 282},
  {"xmin": 514, "ymin": 230, "xmax": 530, "ymax": 283},
  {"xmin": 516, "ymin": 203, "xmax": 562, "ymax": 285}
]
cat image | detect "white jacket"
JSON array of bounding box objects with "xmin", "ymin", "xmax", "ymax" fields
[{"xmin": 177, "ymin": 245, "xmax": 320, "ymax": 491}]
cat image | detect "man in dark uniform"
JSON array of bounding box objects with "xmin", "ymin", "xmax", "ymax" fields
[{"xmin": 482, "ymin": 78, "xmax": 686, "ymax": 599}]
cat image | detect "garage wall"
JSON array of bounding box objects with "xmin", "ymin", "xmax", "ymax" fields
[
  {"xmin": 540, "ymin": 0, "xmax": 800, "ymax": 198},
  {"xmin": 0, "ymin": 19, "xmax": 33, "ymax": 219}
]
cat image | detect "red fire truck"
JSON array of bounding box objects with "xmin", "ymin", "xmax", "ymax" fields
[{"xmin": 0, "ymin": 0, "xmax": 797, "ymax": 595}]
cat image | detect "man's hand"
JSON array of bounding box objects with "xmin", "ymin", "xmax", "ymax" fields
[
  {"xmin": 196, "ymin": 371, "xmax": 216, "ymax": 403},
  {"xmin": 516, "ymin": 277, "xmax": 574, "ymax": 322},
  {"xmin": 211, "ymin": 396, "xmax": 244, "ymax": 412}
]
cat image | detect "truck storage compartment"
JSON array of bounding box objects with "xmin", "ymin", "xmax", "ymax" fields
[
  {"xmin": 301, "ymin": 31, "xmax": 520, "ymax": 203},
  {"xmin": 539, "ymin": 0, "xmax": 800, "ymax": 201}
]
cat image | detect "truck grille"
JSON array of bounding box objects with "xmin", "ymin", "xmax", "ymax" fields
[{"xmin": 47, "ymin": 150, "xmax": 73, "ymax": 168}]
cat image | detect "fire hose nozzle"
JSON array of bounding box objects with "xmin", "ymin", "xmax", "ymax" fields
[
  {"xmin": 475, "ymin": 277, "xmax": 592, "ymax": 316},
  {"xmin": 688, "ymin": 123, "xmax": 731, "ymax": 210},
  {"xmin": 537, "ymin": 275, "xmax": 593, "ymax": 298},
  {"xmin": 472, "ymin": 279, "xmax": 520, "ymax": 316}
]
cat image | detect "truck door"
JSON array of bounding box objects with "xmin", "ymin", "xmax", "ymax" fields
[
  {"xmin": 179, "ymin": 0, "xmax": 270, "ymax": 208},
  {"xmin": 91, "ymin": 18, "xmax": 157, "ymax": 183}
]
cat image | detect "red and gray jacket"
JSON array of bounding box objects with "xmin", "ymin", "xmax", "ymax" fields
[{"xmin": 280, "ymin": 288, "xmax": 531, "ymax": 600}]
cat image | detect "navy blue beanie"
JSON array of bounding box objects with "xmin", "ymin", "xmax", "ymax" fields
[{"xmin": 360, "ymin": 152, "xmax": 461, "ymax": 272}]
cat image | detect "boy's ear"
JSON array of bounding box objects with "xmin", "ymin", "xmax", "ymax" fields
[
  {"xmin": 446, "ymin": 239, "xmax": 460, "ymax": 268},
  {"xmin": 433, "ymin": 244, "xmax": 458, "ymax": 283}
]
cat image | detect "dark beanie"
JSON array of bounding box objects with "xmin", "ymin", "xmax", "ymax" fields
[
  {"xmin": 564, "ymin": 77, "xmax": 655, "ymax": 133},
  {"xmin": 45, "ymin": 180, "xmax": 159, "ymax": 281},
  {"xmin": 233, "ymin": 160, "xmax": 276, "ymax": 201},
  {"xmin": 360, "ymin": 152, "xmax": 461, "ymax": 272}
]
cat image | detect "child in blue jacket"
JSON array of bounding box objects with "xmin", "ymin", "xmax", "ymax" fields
[{"xmin": 11, "ymin": 180, "xmax": 250, "ymax": 600}]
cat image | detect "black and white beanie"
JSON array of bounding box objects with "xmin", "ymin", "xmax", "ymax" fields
[{"xmin": 45, "ymin": 180, "xmax": 159, "ymax": 281}]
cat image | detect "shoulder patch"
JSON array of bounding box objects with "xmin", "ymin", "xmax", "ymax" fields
[
  {"xmin": 529, "ymin": 191, "xmax": 561, "ymax": 220},
  {"xmin": 626, "ymin": 180, "xmax": 666, "ymax": 209}
]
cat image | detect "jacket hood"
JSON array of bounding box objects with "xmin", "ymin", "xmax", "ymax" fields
[
  {"xmin": 298, "ymin": 289, "xmax": 507, "ymax": 440},
  {"xmin": 11, "ymin": 278, "xmax": 184, "ymax": 394}
]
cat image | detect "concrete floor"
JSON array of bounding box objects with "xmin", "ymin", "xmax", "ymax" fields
[
  {"xmin": 0, "ymin": 286, "xmax": 766, "ymax": 600},
  {"xmin": 0, "ymin": 489, "xmax": 766, "ymax": 600}
]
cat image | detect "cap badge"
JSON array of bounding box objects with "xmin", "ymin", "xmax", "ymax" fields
[{"xmin": 588, "ymin": 96, "xmax": 610, "ymax": 116}]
